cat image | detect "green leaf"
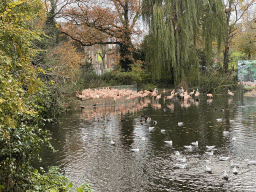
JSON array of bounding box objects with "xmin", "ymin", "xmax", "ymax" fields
[{"xmin": 67, "ymin": 182, "xmax": 73, "ymax": 188}]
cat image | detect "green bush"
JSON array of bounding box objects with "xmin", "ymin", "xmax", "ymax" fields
[
  {"xmin": 27, "ymin": 166, "xmax": 92, "ymax": 192},
  {"xmin": 200, "ymin": 67, "xmax": 238, "ymax": 93}
]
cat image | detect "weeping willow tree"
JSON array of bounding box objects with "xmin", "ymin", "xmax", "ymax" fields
[{"xmin": 142, "ymin": 0, "xmax": 226, "ymax": 85}]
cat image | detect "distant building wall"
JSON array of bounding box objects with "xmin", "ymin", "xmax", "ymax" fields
[{"xmin": 84, "ymin": 45, "xmax": 118, "ymax": 75}]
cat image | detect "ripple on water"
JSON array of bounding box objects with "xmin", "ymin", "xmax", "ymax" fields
[{"xmin": 40, "ymin": 92, "xmax": 256, "ymax": 191}]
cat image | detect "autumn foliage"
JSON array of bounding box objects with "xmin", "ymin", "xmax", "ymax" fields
[{"xmin": 60, "ymin": 0, "xmax": 142, "ymax": 71}]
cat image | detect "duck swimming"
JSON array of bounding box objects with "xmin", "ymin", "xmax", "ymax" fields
[
  {"xmin": 205, "ymin": 165, "xmax": 212, "ymax": 173},
  {"xmin": 223, "ymin": 170, "xmax": 229, "ymax": 181},
  {"xmin": 164, "ymin": 140, "xmax": 173, "ymax": 146},
  {"xmin": 191, "ymin": 141, "xmax": 198, "ymax": 147},
  {"xmin": 233, "ymin": 166, "xmax": 238, "ymax": 175}
]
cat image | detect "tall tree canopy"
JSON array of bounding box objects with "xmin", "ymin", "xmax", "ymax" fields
[
  {"xmin": 60, "ymin": 0, "xmax": 142, "ymax": 71},
  {"xmin": 142, "ymin": 0, "xmax": 227, "ymax": 85},
  {"xmin": 222, "ymin": 0, "xmax": 255, "ymax": 71},
  {"xmin": 233, "ymin": 14, "xmax": 256, "ymax": 60},
  {"xmin": 0, "ymin": 0, "xmax": 51, "ymax": 190}
]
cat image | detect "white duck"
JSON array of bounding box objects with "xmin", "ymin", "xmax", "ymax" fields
[
  {"xmin": 233, "ymin": 166, "xmax": 238, "ymax": 175},
  {"xmin": 161, "ymin": 129, "xmax": 166, "ymax": 134},
  {"xmin": 184, "ymin": 145, "xmax": 192, "ymax": 150},
  {"xmin": 177, "ymin": 157, "xmax": 186, "ymax": 163},
  {"xmin": 205, "ymin": 151, "xmax": 214, "ymax": 155},
  {"xmin": 205, "ymin": 165, "xmax": 212, "ymax": 173},
  {"xmin": 174, "ymin": 163, "xmax": 187, "ymax": 169},
  {"xmin": 164, "ymin": 140, "xmax": 173, "ymax": 146},
  {"xmin": 191, "ymin": 141, "xmax": 198, "ymax": 147},
  {"xmin": 206, "ymin": 145, "xmax": 215, "ymax": 150},
  {"xmin": 178, "ymin": 122, "xmax": 184, "ymax": 126},
  {"xmin": 219, "ymin": 157, "xmax": 230, "ymax": 161},
  {"xmin": 223, "ymin": 131, "xmax": 229, "ymax": 136},
  {"xmin": 223, "ymin": 170, "xmax": 229, "ymax": 180},
  {"xmin": 245, "ymin": 159, "xmax": 256, "ymax": 165},
  {"xmin": 110, "ymin": 140, "xmax": 115, "ymax": 145},
  {"xmin": 131, "ymin": 148, "xmax": 139, "ymax": 152},
  {"xmin": 149, "ymin": 127, "xmax": 155, "ymax": 132}
]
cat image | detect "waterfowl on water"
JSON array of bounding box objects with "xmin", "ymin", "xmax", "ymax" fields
[
  {"xmin": 232, "ymin": 136, "xmax": 237, "ymax": 141},
  {"xmin": 149, "ymin": 127, "xmax": 155, "ymax": 132},
  {"xmin": 174, "ymin": 163, "xmax": 187, "ymax": 169},
  {"xmin": 184, "ymin": 145, "xmax": 192, "ymax": 149},
  {"xmin": 216, "ymin": 118, "xmax": 223, "ymax": 122},
  {"xmin": 206, "ymin": 145, "xmax": 215, "ymax": 150},
  {"xmin": 245, "ymin": 159, "xmax": 256, "ymax": 165},
  {"xmin": 146, "ymin": 117, "xmax": 151, "ymax": 123},
  {"xmin": 153, "ymin": 120, "xmax": 157, "ymax": 125},
  {"xmin": 205, "ymin": 151, "xmax": 214, "ymax": 155},
  {"xmin": 207, "ymin": 93, "xmax": 213, "ymax": 98},
  {"xmin": 177, "ymin": 157, "xmax": 186, "ymax": 163},
  {"xmin": 110, "ymin": 140, "xmax": 115, "ymax": 145},
  {"xmin": 164, "ymin": 140, "xmax": 173, "ymax": 146},
  {"xmin": 219, "ymin": 156, "xmax": 230, "ymax": 161},
  {"xmin": 161, "ymin": 129, "xmax": 166, "ymax": 134},
  {"xmin": 233, "ymin": 166, "xmax": 238, "ymax": 175},
  {"xmin": 205, "ymin": 159, "xmax": 211, "ymax": 164},
  {"xmin": 189, "ymin": 90, "xmax": 195, "ymax": 96},
  {"xmin": 205, "ymin": 165, "xmax": 212, "ymax": 173},
  {"xmin": 131, "ymin": 148, "xmax": 139, "ymax": 152},
  {"xmin": 178, "ymin": 122, "xmax": 184, "ymax": 126},
  {"xmin": 223, "ymin": 170, "xmax": 229, "ymax": 181},
  {"xmin": 191, "ymin": 141, "xmax": 198, "ymax": 147},
  {"xmin": 175, "ymin": 151, "xmax": 180, "ymax": 156},
  {"xmin": 228, "ymin": 90, "xmax": 234, "ymax": 96},
  {"xmin": 223, "ymin": 131, "xmax": 229, "ymax": 136}
]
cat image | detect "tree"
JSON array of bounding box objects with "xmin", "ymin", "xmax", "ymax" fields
[
  {"xmin": 42, "ymin": 41, "xmax": 83, "ymax": 113},
  {"xmin": 142, "ymin": 0, "xmax": 227, "ymax": 85},
  {"xmin": 232, "ymin": 14, "xmax": 256, "ymax": 60},
  {"xmin": 222, "ymin": 0, "xmax": 255, "ymax": 71},
  {"xmin": 60, "ymin": 0, "xmax": 142, "ymax": 71},
  {"xmin": 0, "ymin": 0, "xmax": 53, "ymax": 190}
]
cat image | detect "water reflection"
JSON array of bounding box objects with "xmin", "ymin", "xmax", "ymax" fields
[{"xmin": 39, "ymin": 89, "xmax": 256, "ymax": 191}]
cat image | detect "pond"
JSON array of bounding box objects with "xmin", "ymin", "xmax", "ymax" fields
[{"xmin": 38, "ymin": 88, "xmax": 256, "ymax": 191}]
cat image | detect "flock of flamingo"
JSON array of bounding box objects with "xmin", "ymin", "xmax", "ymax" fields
[{"xmin": 76, "ymin": 87, "xmax": 233, "ymax": 120}]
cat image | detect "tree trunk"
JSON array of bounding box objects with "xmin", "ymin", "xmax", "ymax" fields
[
  {"xmin": 248, "ymin": 51, "xmax": 251, "ymax": 60},
  {"xmin": 223, "ymin": 42, "xmax": 229, "ymax": 72},
  {"xmin": 119, "ymin": 1, "xmax": 133, "ymax": 72},
  {"xmin": 223, "ymin": 2, "xmax": 232, "ymax": 72}
]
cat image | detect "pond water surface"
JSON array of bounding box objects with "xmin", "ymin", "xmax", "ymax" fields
[{"xmin": 39, "ymin": 89, "xmax": 256, "ymax": 191}]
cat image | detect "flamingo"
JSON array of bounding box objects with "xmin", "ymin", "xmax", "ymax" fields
[
  {"xmin": 228, "ymin": 90, "xmax": 234, "ymax": 96},
  {"xmin": 207, "ymin": 93, "xmax": 213, "ymax": 98},
  {"xmin": 156, "ymin": 94, "xmax": 161, "ymax": 100}
]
